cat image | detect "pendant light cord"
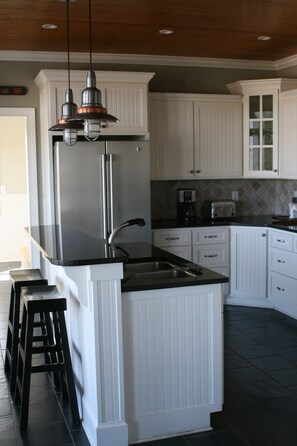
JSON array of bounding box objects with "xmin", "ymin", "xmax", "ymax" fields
[
  {"xmin": 88, "ymin": 0, "xmax": 93, "ymax": 72},
  {"xmin": 66, "ymin": 0, "xmax": 71, "ymax": 90}
]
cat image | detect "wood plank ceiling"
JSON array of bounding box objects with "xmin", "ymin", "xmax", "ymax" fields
[{"xmin": 2, "ymin": 0, "xmax": 297, "ymax": 61}]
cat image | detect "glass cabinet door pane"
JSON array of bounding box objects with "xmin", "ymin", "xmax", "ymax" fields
[
  {"xmin": 262, "ymin": 121, "xmax": 273, "ymax": 145},
  {"xmin": 249, "ymin": 147, "xmax": 260, "ymax": 171},
  {"xmin": 249, "ymin": 96, "xmax": 260, "ymax": 119},
  {"xmin": 249, "ymin": 121, "xmax": 260, "ymax": 145},
  {"xmin": 262, "ymin": 148, "xmax": 273, "ymax": 170},
  {"xmin": 263, "ymin": 95, "xmax": 273, "ymax": 118}
]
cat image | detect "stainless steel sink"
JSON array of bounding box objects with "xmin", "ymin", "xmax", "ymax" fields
[
  {"xmin": 123, "ymin": 261, "xmax": 174, "ymax": 274},
  {"xmin": 123, "ymin": 261, "xmax": 202, "ymax": 281}
]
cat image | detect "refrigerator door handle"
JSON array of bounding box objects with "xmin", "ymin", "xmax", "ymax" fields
[
  {"xmin": 101, "ymin": 153, "xmax": 108, "ymax": 240},
  {"xmin": 108, "ymin": 153, "xmax": 114, "ymax": 232}
]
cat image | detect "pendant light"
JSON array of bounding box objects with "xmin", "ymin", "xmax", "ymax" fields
[
  {"xmin": 49, "ymin": 0, "xmax": 83, "ymax": 146},
  {"xmin": 67, "ymin": 0, "xmax": 119, "ymax": 140}
]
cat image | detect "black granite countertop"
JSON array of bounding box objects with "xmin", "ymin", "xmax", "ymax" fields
[
  {"xmin": 27, "ymin": 225, "xmax": 127, "ymax": 266},
  {"xmin": 117, "ymin": 242, "xmax": 228, "ymax": 292},
  {"xmin": 27, "ymin": 225, "xmax": 228, "ymax": 292},
  {"xmin": 152, "ymin": 215, "xmax": 297, "ymax": 233}
]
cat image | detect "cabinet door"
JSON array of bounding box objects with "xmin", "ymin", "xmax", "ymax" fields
[
  {"xmin": 149, "ymin": 98, "xmax": 194, "ymax": 179},
  {"xmin": 194, "ymin": 101, "xmax": 242, "ymax": 178},
  {"xmin": 55, "ymin": 81, "xmax": 149, "ymax": 136},
  {"xmin": 279, "ymin": 90, "xmax": 297, "ymax": 178},
  {"xmin": 243, "ymin": 91, "xmax": 278, "ymax": 177},
  {"xmin": 230, "ymin": 227, "xmax": 267, "ymax": 299}
]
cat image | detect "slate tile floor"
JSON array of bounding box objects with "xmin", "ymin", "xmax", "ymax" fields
[{"xmin": 1, "ymin": 266, "xmax": 297, "ymax": 445}]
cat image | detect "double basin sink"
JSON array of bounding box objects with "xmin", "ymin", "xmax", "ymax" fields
[{"xmin": 123, "ymin": 260, "xmax": 201, "ymax": 282}]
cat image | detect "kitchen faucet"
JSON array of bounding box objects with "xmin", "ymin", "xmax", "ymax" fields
[{"xmin": 108, "ymin": 218, "xmax": 145, "ymax": 246}]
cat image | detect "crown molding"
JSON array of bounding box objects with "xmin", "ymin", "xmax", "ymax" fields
[
  {"xmin": 274, "ymin": 54, "xmax": 297, "ymax": 71},
  {"xmin": 0, "ymin": 50, "xmax": 279, "ymax": 70},
  {"xmin": 2, "ymin": 50, "xmax": 297, "ymax": 71}
]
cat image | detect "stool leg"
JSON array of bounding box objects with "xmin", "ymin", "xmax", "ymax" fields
[
  {"xmin": 9, "ymin": 288, "xmax": 22, "ymax": 394},
  {"xmin": 4, "ymin": 285, "xmax": 15, "ymax": 374},
  {"xmin": 41, "ymin": 311, "xmax": 61, "ymax": 388},
  {"xmin": 15, "ymin": 305, "xmax": 27, "ymax": 406},
  {"xmin": 53, "ymin": 311, "xmax": 80, "ymax": 424},
  {"xmin": 17, "ymin": 309, "xmax": 35, "ymax": 431}
]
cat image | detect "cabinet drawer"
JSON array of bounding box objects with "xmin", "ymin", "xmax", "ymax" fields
[
  {"xmin": 269, "ymin": 271, "xmax": 297, "ymax": 306},
  {"xmin": 269, "ymin": 247, "xmax": 297, "ymax": 279},
  {"xmin": 269, "ymin": 230, "xmax": 293, "ymax": 251},
  {"xmin": 153, "ymin": 229, "xmax": 192, "ymax": 247},
  {"xmin": 193, "ymin": 244, "xmax": 229, "ymax": 268},
  {"xmin": 192, "ymin": 227, "xmax": 229, "ymax": 245},
  {"xmin": 160, "ymin": 246, "xmax": 192, "ymax": 261}
]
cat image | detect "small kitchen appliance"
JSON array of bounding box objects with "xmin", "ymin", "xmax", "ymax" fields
[
  {"xmin": 177, "ymin": 189, "xmax": 196, "ymax": 225},
  {"xmin": 201, "ymin": 199, "xmax": 236, "ymax": 220}
]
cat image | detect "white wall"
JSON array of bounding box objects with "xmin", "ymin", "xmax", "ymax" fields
[{"xmin": 0, "ymin": 117, "xmax": 29, "ymax": 261}]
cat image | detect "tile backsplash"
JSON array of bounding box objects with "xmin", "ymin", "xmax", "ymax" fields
[{"xmin": 151, "ymin": 179, "xmax": 297, "ymax": 219}]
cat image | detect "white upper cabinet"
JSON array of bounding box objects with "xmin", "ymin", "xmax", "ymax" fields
[
  {"xmin": 228, "ymin": 78, "xmax": 297, "ymax": 179},
  {"xmin": 149, "ymin": 93, "xmax": 242, "ymax": 180},
  {"xmin": 35, "ymin": 70, "xmax": 155, "ymax": 137},
  {"xmin": 279, "ymin": 89, "xmax": 297, "ymax": 179}
]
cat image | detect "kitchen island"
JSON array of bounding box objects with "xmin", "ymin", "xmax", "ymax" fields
[{"xmin": 27, "ymin": 225, "xmax": 227, "ymax": 446}]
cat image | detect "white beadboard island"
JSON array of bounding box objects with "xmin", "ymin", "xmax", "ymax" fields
[{"xmin": 27, "ymin": 225, "xmax": 226, "ymax": 446}]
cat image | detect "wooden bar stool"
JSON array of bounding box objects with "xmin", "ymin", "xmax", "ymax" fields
[
  {"xmin": 4, "ymin": 269, "xmax": 48, "ymax": 394},
  {"xmin": 14, "ymin": 285, "xmax": 80, "ymax": 430}
]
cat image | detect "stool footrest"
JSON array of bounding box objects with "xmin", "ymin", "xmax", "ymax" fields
[
  {"xmin": 31, "ymin": 363, "xmax": 64, "ymax": 374},
  {"xmin": 32, "ymin": 345, "xmax": 58, "ymax": 354}
]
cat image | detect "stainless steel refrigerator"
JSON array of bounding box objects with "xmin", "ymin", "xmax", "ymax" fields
[{"xmin": 53, "ymin": 138, "xmax": 151, "ymax": 243}]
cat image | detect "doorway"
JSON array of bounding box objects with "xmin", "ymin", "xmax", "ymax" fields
[{"xmin": 0, "ymin": 108, "xmax": 39, "ymax": 271}]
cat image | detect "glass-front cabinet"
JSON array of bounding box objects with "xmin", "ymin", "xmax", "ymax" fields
[
  {"xmin": 248, "ymin": 93, "xmax": 276, "ymax": 174},
  {"xmin": 228, "ymin": 78, "xmax": 297, "ymax": 178}
]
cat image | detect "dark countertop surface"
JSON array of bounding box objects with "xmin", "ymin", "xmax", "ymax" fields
[
  {"xmin": 27, "ymin": 225, "xmax": 127, "ymax": 266},
  {"xmin": 27, "ymin": 225, "xmax": 228, "ymax": 292},
  {"xmin": 152, "ymin": 215, "xmax": 297, "ymax": 233}
]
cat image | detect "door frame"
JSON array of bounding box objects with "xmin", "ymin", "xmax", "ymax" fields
[{"xmin": 0, "ymin": 108, "xmax": 40, "ymax": 267}]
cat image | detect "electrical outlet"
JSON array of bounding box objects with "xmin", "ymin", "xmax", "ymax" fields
[{"xmin": 232, "ymin": 191, "xmax": 239, "ymax": 201}]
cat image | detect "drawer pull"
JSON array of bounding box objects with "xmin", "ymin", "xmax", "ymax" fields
[
  {"xmin": 165, "ymin": 237, "xmax": 180, "ymax": 241},
  {"xmin": 276, "ymin": 286, "xmax": 285, "ymax": 292},
  {"xmin": 204, "ymin": 254, "xmax": 218, "ymax": 258},
  {"xmin": 204, "ymin": 235, "xmax": 218, "ymax": 238},
  {"xmin": 276, "ymin": 239, "xmax": 285, "ymax": 243},
  {"xmin": 276, "ymin": 259, "xmax": 285, "ymax": 264}
]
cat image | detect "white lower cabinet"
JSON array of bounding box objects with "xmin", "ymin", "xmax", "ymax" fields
[
  {"xmin": 228, "ymin": 226, "xmax": 268, "ymax": 306},
  {"xmin": 192, "ymin": 227, "xmax": 230, "ymax": 297},
  {"xmin": 153, "ymin": 226, "xmax": 230, "ymax": 296},
  {"xmin": 152, "ymin": 228, "xmax": 192, "ymax": 261},
  {"xmin": 122, "ymin": 284, "xmax": 223, "ymax": 443},
  {"xmin": 268, "ymin": 229, "xmax": 297, "ymax": 318}
]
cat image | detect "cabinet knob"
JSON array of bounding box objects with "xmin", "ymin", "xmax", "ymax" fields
[
  {"xmin": 273, "ymin": 169, "xmax": 278, "ymax": 172},
  {"xmin": 196, "ymin": 170, "xmax": 200, "ymax": 173},
  {"xmin": 190, "ymin": 170, "xmax": 194, "ymax": 174},
  {"xmin": 262, "ymin": 233, "xmax": 266, "ymax": 237}
]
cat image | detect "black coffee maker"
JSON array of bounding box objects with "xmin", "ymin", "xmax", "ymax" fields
[{"xmin": 177, "ymin": 189, "xmax": 196, "ymax": 225}]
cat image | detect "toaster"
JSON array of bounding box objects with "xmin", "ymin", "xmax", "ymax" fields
[{"xmin": 201, "ymin": 200, "xmax": 236, "ymax": 220}]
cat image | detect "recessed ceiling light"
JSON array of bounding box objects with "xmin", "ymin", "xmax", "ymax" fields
[
  {"xmin": 159, "ymin": 29, "xmax": 174, "ymax": 35},
  {"xmin": 42, "ymin": 23, "xmax": 58, "ymax": 29},
  {"xmin": 257, "ymin": 36, "xmax": 271, "ymax": 41}
]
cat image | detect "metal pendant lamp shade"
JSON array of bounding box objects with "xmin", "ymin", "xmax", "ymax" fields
[
  {"xmin": 67, "ymin": 0, "xmax": 119, "ymax": 141},
  {"xmin": 49, "ymin": 0, "xmax": 83, "ymax": 146}
]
